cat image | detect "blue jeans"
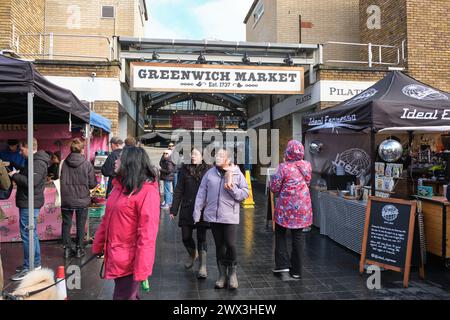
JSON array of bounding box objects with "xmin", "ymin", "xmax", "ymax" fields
[
  {"xmin": 19, "ymin": 208, "xmax": 41, "ymax": 270},
  {"xmin": 173, "ymin": 171, "xmax": 178, "ymax": 190},
  {"xmin": 164, "ymin": 180, "xmax": 173, "ymax": 205}
]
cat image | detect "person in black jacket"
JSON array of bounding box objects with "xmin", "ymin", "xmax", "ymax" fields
[
  {"xmin": 170, "ymin": 147, "xmax": 211, "ymax": 278},
  {"xmin": 160, "ymin": 149, "xmax": 175, "ymax": 209},
  {"xmin": 101, "ymin": 137, "xmax": 123, "ymax": 197},
  {"xmin": 9, "ymin": 138, "xmax": 50, "ymax": 281},
  {"xmin": 47, "ymin": 151, "xmax": 61, "ymax": 181},
  {"xmin": 61, "ymin": 138, "xmax": 97, "ymax": 259}
]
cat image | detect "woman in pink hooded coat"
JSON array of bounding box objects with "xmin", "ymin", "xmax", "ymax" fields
[
  {"xmin": 269, "ymin": 140, "xmax": 312, "ymax": 279},
  {"xmin": 93, "ymin": 146, "xmax": 160, "ymax": 300}
]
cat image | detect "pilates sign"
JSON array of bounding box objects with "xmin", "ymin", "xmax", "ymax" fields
[{"xmin": 130, "ymin": 62, "xmax": 304, "ymax": 94}]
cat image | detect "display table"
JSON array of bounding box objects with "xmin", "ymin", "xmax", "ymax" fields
[
  {"xmin": 310, "ymin": 187, "xmax": 322, "ymax": 230},
  {"xmin": 0, "ymin": 186, "xmax": 78, "ymax": 243},
  {"xmin": 415, "ymin": 196, "xmax": 450, "ymax": 267},
  {"xmin": 317, "ymin": 191, "xmax": 367, "ymax": 254}
]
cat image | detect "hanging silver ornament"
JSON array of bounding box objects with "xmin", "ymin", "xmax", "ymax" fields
[{"xmin": 378, "ymin": 139, "xmax": 403, "ymax": 162}]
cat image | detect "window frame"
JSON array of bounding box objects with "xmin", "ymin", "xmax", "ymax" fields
[
  {"xmin": 252, "ymin": 0, "xmax": 265, "ymax": 29},
  {"xmin": 101, "ymin": 5, "xmax": 115, "ymax": 19}
]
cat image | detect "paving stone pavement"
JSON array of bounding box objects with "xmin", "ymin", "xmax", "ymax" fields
[{"xmin": 1, "ymin": 184, "xmax": 449, "ymax": 300}]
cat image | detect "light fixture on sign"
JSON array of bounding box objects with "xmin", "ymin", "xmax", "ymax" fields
[
  {"xmin": 152, "ymin": 51, "xmax": 159, "ymax": 60},
  {"xmin": 197, "ymin": 52, "xmax": 207, "ymax": 64},
  {"xmin": 283, "ymin": 54, "xmax": 294, "ymax": 66},
  {"xmin": 242, "ymin": 53, "xmax": 251, "ymax": 64}
]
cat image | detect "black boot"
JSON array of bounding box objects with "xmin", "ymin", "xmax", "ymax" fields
[
  {"xmin": 76, "ymin": 246, "xmax": 85, "ymax": 258},
  {"xmin": 64, "ymin": 247, "xmax": 74, "ymax": 259}
]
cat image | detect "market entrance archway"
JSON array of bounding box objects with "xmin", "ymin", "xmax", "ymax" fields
[{"xmin": 115, "ymin": 37, "xmax": 322, "ymax": 140}]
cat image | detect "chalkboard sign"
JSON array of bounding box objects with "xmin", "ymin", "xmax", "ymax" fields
[{"xmin": 360, "ymin": 197, "xmax": 423, "ymax": 288}]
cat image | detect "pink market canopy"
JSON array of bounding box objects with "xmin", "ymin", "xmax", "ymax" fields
[{"xmin": 304, "ymin": 71, "xmax": 450, "ymax": 133}]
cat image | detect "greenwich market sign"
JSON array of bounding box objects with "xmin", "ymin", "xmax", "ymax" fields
[{"xmin": 130, "ymin": 62, "xmax": 304, "ymax": 94}]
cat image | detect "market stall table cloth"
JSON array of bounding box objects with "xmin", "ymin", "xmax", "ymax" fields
[{"xmin": 0, "ymin": 188, "xmax": 80, "ymax": 242}]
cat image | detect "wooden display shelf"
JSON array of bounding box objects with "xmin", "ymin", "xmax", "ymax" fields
[{"xmin": 415, "ymin": 195, "xmax": 450, "ymax": 268}]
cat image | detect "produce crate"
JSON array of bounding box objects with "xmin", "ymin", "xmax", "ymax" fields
[{"xmin": 89, "ymin": 205, "xmax": 105, "ymax": 218}]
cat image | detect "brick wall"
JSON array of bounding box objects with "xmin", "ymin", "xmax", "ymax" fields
[
  {"xmin": 0, "ymin": 0, "xmax": 45, "ymax": 55},
  {"xmin": 93, "ymin": 101, "xmax": 119, "ymax": 136},
  {"xmin": 245, "ymin": 0, "xmax": 278, "ymax": 43},
  {"xmin": 12, "ymin": 0, "xmax": 45, "ymax": 57},
  {"xmin": 0, "ymin": 1, "xmax": 12, "ymax": 50},
  {"xmin": 42, "ymin": 0, "xmax": 144, "ymax": 60},
  {"xmin": 316, "ymin": 66, "xmax": 389, "ymax": 82},
  {"xmin": 35, "ymin": 60, "xmax": 121, "ymax": 78},
  {"xmin": 359, "ymin": 0, "xmax": 449, "ymax": 92},
  {"xmin": 406, "ymin": 0, "xmax": 450, "ymax": 92},
  {"xmin": 359, "ymin": 0, "xmax": 407, "ymax": 67},
  {"xmin": 246, "ymin": 0, "xmax": 360, "ymax": 63}
]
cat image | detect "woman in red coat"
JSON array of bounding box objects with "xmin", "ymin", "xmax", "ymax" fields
[{"xmin": 93, "ymin": 146, "xmax": 160, "ymax": 300}]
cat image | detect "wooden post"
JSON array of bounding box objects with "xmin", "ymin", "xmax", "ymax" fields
[
  {"xmin": 403, "ymin": 201, "xmax": 417, "ymax": 288},
  {"xmin": 360, "ymin": 198, "xmax": 372, "ymax": 274}
]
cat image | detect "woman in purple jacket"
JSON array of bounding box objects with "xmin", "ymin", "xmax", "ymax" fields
[{"xmin": 193, "ymin": 148, "xmax": 249, "ymax": 290}]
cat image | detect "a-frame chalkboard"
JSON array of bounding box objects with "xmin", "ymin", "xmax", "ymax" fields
[{"xmin": 360, "ymin": 197, "xmax": 425, "ymax": 288}]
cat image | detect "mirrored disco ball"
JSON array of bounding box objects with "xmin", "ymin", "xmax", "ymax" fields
[
  {"xmin": 378, "ymin": 139, "xmax": 403, "ymax": 162},
  {"xmin": 309, "ymin": 141, "xmax": 323, "ymax": 154}
]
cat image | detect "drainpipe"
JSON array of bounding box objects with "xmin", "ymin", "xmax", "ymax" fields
[{"xmin": 135, "ymin": 92, "xmax": 140, "ymax": 138}]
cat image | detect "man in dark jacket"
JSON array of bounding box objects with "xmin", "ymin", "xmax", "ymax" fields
[
  {"xmin": 159, "ymin": 149, "xmax": 175, "ymax": 209},
  {"xmin": 9, "ymin": 138, "xmax": 50, "ymax": 281},
  {"xmin": 61, "ymin": 138, "xmax": 97, "ymax": 259},
  {"xmin": 101, "ymin": 137, "xmax": 123, "ymax": 197}
]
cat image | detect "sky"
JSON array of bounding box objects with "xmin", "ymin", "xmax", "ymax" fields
[{"xmin": 144, "ymin": 0, "xmax": 254, "ymax": 41}]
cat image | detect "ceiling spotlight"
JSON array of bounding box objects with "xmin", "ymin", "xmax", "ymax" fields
[
  {"xmin": 283, "ymin": 54, "xmax": 294, "ymax": 66},
  {"xmin": 242, "ymin": 52, "xmax": 251, "ymax": 64},
  {"xmin": 197, "ymin": 52, "xmax": 207, "ymax": 64},
  {"xmin": 152, "ymin": 51, "xmax": 160, "ymax": 60}
]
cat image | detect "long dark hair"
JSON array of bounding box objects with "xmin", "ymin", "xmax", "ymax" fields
[
  {"xmin": 187, "ymin": 147, "xmax": 210, "ymax": 182},
  {"xmin": 117, "ymin": 146, "xmax": 157, "ymax": 195}
]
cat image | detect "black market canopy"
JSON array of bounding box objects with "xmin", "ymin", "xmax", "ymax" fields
[
  {"xmin": 304, "ymin": 71, "xmax": 450, "ymax": 132},
  {"xmin": 0, "ymin": 54, "xmax": 89, "ymax": 124},
  {"xmin": 0, "ymin": 54, "xmax": 90, "ymax": 272}
]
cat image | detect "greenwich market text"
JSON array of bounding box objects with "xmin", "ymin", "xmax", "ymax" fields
[{"xmin": 137, "ymin": 69, "xmax": 299, "ymax": 83}]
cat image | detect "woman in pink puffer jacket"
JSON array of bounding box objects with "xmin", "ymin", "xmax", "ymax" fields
[{"xmin": 270, "ymin": 140, "xmax": 312, "ymax": 280}]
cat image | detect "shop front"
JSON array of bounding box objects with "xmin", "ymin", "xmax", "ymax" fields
[{"xmin": 303, "ymin": 71, "xmax": 450, "ymax": 267}]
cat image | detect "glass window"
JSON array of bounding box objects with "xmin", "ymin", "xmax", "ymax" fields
[{"xmin": 252, "ymin": 1, "xmax": 264, "ymax": 28}]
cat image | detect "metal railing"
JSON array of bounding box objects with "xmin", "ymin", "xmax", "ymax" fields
[
  {"xmin": 15, "ymin": 33, "xmax": 114, "ymax": 61},
  {"xmin": 324, "ymin": 41, "xmax": 401, "ymax": 67}
]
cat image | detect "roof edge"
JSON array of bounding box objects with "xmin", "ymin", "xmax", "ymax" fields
[{"xmin": 244, "ymin": 0, "xmax": 259, "ymax": 24}]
